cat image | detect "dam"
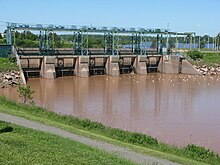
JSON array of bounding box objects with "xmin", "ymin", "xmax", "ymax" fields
[
  {"xmin": 15, "ymin": 48, "xmax": 199, "ymax": 80},
  {"xmin": 5, "ymin": 22, "xmax": 199, "ymax": 82}
]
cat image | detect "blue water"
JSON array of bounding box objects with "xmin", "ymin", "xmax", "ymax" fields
[{"xmin": 123, "ymin": 42, "xmax": 215, "ymax": 49}]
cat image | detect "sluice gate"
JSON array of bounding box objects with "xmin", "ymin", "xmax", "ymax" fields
[{"xmin": 16, "ymin": 48, "xmax": 164, "ymax": 78}]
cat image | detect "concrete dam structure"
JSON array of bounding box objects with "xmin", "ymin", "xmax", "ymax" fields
[{"xmin": 14, "ymin": 48, "xmax": 200, "ymax": 79}]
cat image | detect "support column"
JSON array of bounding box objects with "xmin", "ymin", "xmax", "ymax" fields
[
  {"xmin": 6, "ymin": 28, "xmax": 12, "ymax": 45},
  {"xmin": 106, "ymin": 55, "xmax": 120, "ymax": 76},
  {"xmin": 133, "ymin": 55, "xmax": 147, "ymax": 75},
  {"xmin": 75, "ymin": 56, "xmax": 90, "ymax": 77},
  {"xmin": 40, "ymin": 56, "xmax": 56, "ymax": 79}
]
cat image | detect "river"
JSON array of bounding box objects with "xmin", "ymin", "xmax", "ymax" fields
[{"xmin": 1, "ymin": 73, "xmax": 220, "ymax": 154}]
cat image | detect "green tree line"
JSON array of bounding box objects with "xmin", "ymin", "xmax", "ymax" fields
[{"xmin": 1, "ymin": 31, "xmax": 220, "ymax": 49}]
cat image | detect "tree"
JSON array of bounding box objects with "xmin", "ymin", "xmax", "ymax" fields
[
  {"xmin": 187, "ymin": 50, "xmax": 203, "ymax": 61},
  {"xmin": 169, "ymin": 39, "xmax": 175, "ymax": 48},
  {"xmin": 150, "ymin": 39, "xmax": 157, "ymax": 48},
  {"xmin": 200, "ymin": 40, "xmax": 206, "ymax": 49},
  {"xmin": 203, "ymin": 35, "xmax": 210, "ymax": 41},
  {"xmin": 17, "ymin": 85, "xmax": 35, "ymax": 104},
  {"xmin": 217, "ymin": 33, "xmax": 220, "ymax": 48},
  {"xmin": 53, "ymin": 33, "xmax": 63, "ymax": 48}
]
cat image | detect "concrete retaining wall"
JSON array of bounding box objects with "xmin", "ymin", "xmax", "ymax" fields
[
  {"xmin": 158, "ymin": 56, "xmax": 201, "ymax": 75},
  {"xmin": 13, "ymin": 47, "xmax": 26, "ymax": 84},
  {"xmin": 158, "ymin": 57, "xmax": 179, "ymax": 74},
  {"xmin": 181, "ymin": 60, "xmax": 201, "ymax": 75}
]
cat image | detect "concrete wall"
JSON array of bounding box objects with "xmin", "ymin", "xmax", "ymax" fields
[
  {"xmin": 20, "ymin": 59, "xmax": 42, "ymax": 68},
  {"xmin": 13, "ymin": 47, "xmax": 26, "ymax": 84},
  {"xmin": 181, "ymin": 60, "xmax": 201, "ymax": 75},
  {"xmin": 164, "ymin": 60, "xmax": 179, "ymax": 74},
  {"xmin": 158, "ymin": 56, "xmax": 179, "ymax": 74},
  {"xmin": 158, "ymin": 56, "xmax": 201, "ymax": 75}
]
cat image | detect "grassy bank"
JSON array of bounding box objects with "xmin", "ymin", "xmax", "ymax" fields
[
  {"xmin": 0, "ymin": 121, "xmax": 134, "ymax": 165},
  {"xmin": 201, "ymin": 52, "xmax": 220, "ymax": 66},
  {"xmin": 0, "ymin": 96, "xmax": 219, "ymax": 165},
  {"xmin": 0, "ymin": 58, "xmax": 18, "ymax": 71},
  {"xmin": 186, "ymin": 51, "xmax": 220, "ymax": 66}
]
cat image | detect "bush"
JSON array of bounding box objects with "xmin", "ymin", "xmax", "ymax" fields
[
  {"xmin": 70, "ymin": 117, "xmax": 158, "ymax": 146},
  {"xmin": 126, "ymin": 132, "xmax": 158, "ymax": 146},
  {"xmin": 0, "ymin": 121, "xmax": 14, "ymax": 133},
  {"xmin": 184, "ymin": 144, "xmax": 218, "ymax": 160},
  {"xmin": 17, "ymin": 85, "xmax": 35, "ymax": 104},
  {"xmin": 187, "ymin": 50, "xmax": 203, "ymax": 61}
]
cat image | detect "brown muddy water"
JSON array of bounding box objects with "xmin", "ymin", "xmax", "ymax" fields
[{"xmin": 1, "ymin": 73, "xmax": 220, "ymax": 154}]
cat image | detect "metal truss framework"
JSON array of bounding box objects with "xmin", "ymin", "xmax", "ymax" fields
[
  {"xmin": 73, "ymin": 30, "xmax": 88, "ymax": 55},
  {"xmin": 6, "ymin": 22, "xmax": 196, "ymax": 55},
  {"xmin": 104, "ymin": 31, "xmax": 119, "ymax": 55}
]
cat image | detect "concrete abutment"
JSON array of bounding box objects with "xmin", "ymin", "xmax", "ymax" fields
[{"xmin": 158, "ymin": 55, "xmax": 201, "ymax": 75}]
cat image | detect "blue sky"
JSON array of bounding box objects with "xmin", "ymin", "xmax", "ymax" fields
[{"xmin": 0, "ymin": 0, "xmax": 219, "ymax": 36}]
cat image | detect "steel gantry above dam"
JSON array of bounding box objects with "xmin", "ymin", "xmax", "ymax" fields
[
  {"xmin": 5, "ymin": 22, "xmax": 200, "ymax": 80},
  {"xmin": 6, "ymin": 22, "xmax": 196, "ymax": 56}
]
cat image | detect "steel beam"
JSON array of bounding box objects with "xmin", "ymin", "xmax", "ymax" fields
[
  {"xmin": 73, "ymin": 30, "xmax": 88, "ymax": 56},
  {"xmin": 6, "ymin": 27, "xmax": 12, "ymax": 45}
]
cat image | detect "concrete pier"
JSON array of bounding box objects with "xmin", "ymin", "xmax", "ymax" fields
[
  {"xmin": 75, "ymin": 56, "xmax": 90, "ymax": 77},
  {"xmin": 40, "ymin": 56, "xmax": 56, "ymax": 79},
  {"xmin": 134, "ymin": 55, "xmax": 147, "ymax": 75},
  {"xmin": 106, "ymin": 56, "xmax": 120, "ymax": 76}
]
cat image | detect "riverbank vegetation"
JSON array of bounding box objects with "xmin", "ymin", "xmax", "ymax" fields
[
  {"xmin": 0, "ymin": 96, "xmax": 219, "ymax": 165},
  {"xmin": 0, "ymin": 58, "xmax": 18, "ymax": 71},
  {"xmin": 0, "ymin": 121, "xmax": 134, "ymax": 164},
  {"xmin": 186, "ymin": 51, "xmax": 220, "ymax": 66},
  {"xmin": 0, "ymin": 58, "xmax": 21, "ymax": 88},
  {"xmin": 17, "ymin": 85, "xmax": 34, "ymax": 104}
]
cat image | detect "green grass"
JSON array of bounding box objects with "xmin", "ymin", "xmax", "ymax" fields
[
  {"xmin": 202, "ymin": 52, "xmax": 220, "ymax": 66},
  {"xmin": 186, "ymin": 51, "xmax": 220, "ymax": 67},
  {"xmin": 0, "ymin": 96, "xmax": 219, "ymax": 165},
  {"xmin": 0, "ymin": 58, "xmax": 18, "ymax": 71},
  {"xmin": 0, "ymin": 121, "xmax": 135, "ymax": 165}
]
